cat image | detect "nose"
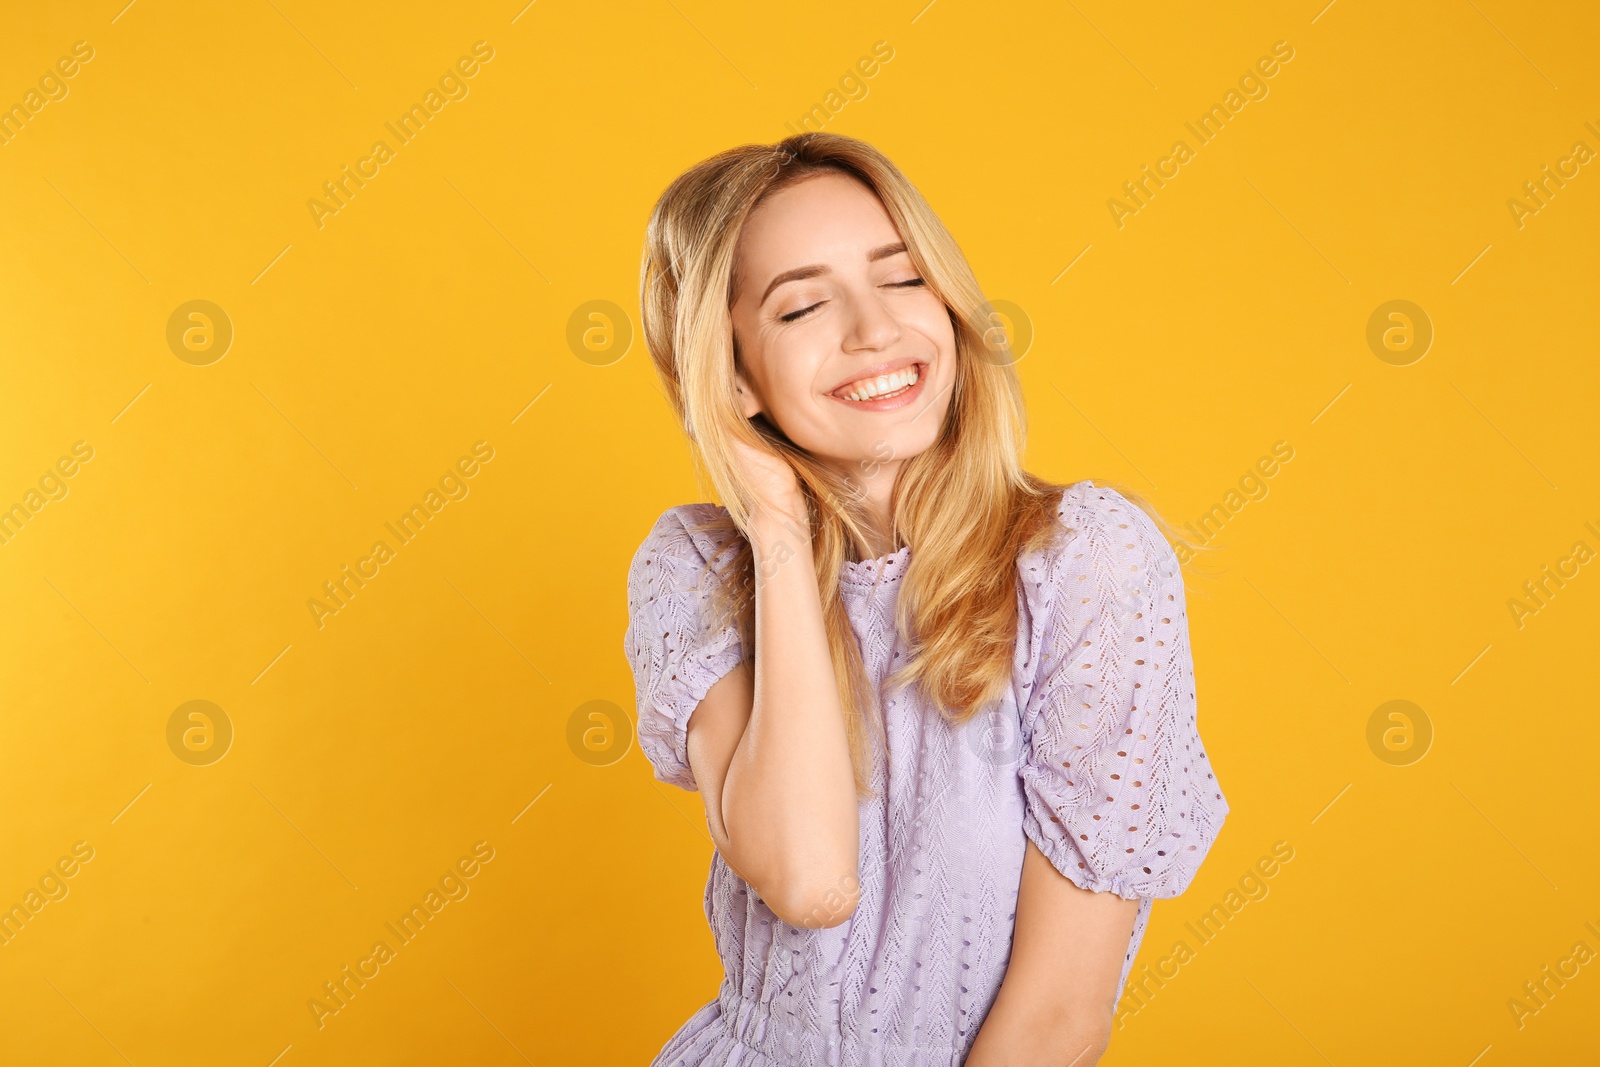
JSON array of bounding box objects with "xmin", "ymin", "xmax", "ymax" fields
[{"xmin": 842, "ymin": 283, "xmax": 902, "ymax": 353}]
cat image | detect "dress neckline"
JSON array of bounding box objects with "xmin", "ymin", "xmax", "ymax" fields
[{"xmin": 840, "ymin": 543, "xmax": 911, "ymax": 588}]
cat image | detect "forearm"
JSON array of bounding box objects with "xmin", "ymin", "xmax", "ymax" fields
[
  {"xmin": 966, "ymin": 840, "xmax": 1136, "ymax": 1065},
  {"xmin": 721, "ymin": 503, "xmax": 860, "ymax": 924},
  {"xmin": 965, "ymin": 984, "xmax": 1110, "ymax": 1066}
]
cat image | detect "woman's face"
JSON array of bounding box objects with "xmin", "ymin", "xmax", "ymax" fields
[{"xmin": 729, "ymin": 171, "xmax": 957, "ymax": 489}]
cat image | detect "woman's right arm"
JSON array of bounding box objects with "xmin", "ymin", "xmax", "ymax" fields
[{"xmin": 684, "ymin": 496, "xmax": 862, "ymax": 930}]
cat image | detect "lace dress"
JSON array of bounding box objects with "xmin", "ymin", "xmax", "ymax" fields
[{"xmin": 624, "ymin": 480, "xmax": 1229, "ymax": 1067}]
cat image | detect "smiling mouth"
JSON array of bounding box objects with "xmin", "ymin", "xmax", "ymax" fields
[{"xmin": 832, "ymin": 363, "xmax": 924, "ymax": 403}]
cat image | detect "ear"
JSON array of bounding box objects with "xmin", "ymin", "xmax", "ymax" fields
[{"xmin": 733, "ymin": 363, "xmax": 764, "ymax": 419}]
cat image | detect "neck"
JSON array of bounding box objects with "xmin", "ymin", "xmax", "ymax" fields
[{"xmin": 831, "ymin": 457, "xmax": 901, "ymax": 560}]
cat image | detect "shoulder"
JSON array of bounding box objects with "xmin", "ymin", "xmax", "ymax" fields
[
  {"xmin": 627, "ymin": 502, "xmax": 745, "ymax": 593},
  {"xmin": 1019, "ymin": 479, "xmax": 1181, "ymax": 606},
  {"xmin": 1065, "ymin": 480, "xmax": 1175, "ymax": 558},
  {"xmin": 634, "ymin": 502, "xmax": 732, "ymax": 554}
]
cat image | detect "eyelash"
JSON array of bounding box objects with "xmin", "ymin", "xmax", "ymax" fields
[{"xmin": 780, "ymin": 278, "xmax": 926, "ymax": 323}]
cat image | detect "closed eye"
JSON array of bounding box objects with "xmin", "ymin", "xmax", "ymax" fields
[
  {"xmin": 780, "ymin": 302, "xmax": 822, "ymax": 324},
  {"xmin": 778, "ymin": 279, "xmax": 926, "ymax": 324}
]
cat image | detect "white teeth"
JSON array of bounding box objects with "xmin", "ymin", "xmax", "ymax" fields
[{"xmin": 838, "ymin": 365, "xmax": 919, "ymax": 402}]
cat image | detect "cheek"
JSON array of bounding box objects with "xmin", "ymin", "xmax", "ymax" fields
[
  {"xmin": 768, "ymin": 367, "xmax": 826, "ymax": 420},
  {"xmin": 756, "ymin": 338, "xmax": 824, "ymax": 406},
  {"xmin": 761, "ymin": 356, "xmax": 847, "ymax": 449},
  {"xmin": 906, "ymin": 297, "xmax": 955, "ymax": 346},
  {"xmin": 912, "ymin": 309, "xmax": 958, "ymax": 374}
]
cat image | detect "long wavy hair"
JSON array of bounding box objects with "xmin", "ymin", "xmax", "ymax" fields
[{"xmin": 638, "ymin": 132, "xmax": 1207, "ymax": 797}]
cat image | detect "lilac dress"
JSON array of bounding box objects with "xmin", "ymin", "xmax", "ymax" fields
[{"xmin": 624, "ymin": 480, "xmax": 1229, "ymax": 1067}]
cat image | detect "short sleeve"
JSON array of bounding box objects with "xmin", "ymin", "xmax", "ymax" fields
[
  {"xmin": 623, "ymin": 505, "xmax": 748, "ymax": 792},
  {"xmin": 1017, "ymin": 483, "xmax": 1229, "ymax": 900}
]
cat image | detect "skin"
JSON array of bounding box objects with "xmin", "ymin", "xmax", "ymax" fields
[
  {"xmin": 963, "ymin": 843, "xmax": 1139, "ymax": 1065},
  {"xmin": 727, "ymin": 169, "xmax": 957, "ymax": 558},
  {"xmin": 683, "ymin": 168, "xmax": 1136, "ymax": 1063}
]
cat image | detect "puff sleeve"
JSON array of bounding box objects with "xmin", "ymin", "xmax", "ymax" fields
[
  {"xmin": 623, "ymin": 505, "xmax": 748, "ymax": 792},
  {"xmin": 1017, "ymin": 484, "xmax": 1229, "ymax": 900}
]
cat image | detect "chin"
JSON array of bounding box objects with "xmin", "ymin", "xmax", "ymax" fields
[{"xmin": 846, "ymin": 429, "xmax": 938, "ymax": 475}]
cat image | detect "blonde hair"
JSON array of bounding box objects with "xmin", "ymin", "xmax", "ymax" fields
[{"xmin": 638, "ymin": 132, "xmax": 1210, "ymax": 796}]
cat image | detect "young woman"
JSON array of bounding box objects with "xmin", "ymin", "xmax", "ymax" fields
[{"xmin": 624, "ymin": 132, "xmax": 1229, "ymax": 1067}]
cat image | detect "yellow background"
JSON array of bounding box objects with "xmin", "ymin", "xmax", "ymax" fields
[{"xmin": 2, "ymin": 0, "xmax": 1596, "ymax": 1063}]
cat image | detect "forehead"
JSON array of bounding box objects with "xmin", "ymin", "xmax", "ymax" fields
[{"xmin": 734, "ymin": 172, "xmax": 900, "ymax": 278}]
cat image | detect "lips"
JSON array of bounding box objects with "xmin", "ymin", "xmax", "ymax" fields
[
  {"xmin": 826, "ymin": 360, "xmax": 930, "ymax": 412},
  {"xmin": 832, "ymin": 364, "xmax": 921, "ymax": 403},
  {"xmin": 829, "ymin": 360, "xmax": 925, "ymax": 401}
]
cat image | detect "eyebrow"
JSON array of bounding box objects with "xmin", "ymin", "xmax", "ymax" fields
[{"xmin": 758, "ymin": 241, "xmax": 910, "ymax": 308}]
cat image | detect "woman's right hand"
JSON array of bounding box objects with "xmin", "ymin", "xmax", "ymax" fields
[{"xmin": 729, "ymin": 428, "xmax": 806, "ymax": 527}]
